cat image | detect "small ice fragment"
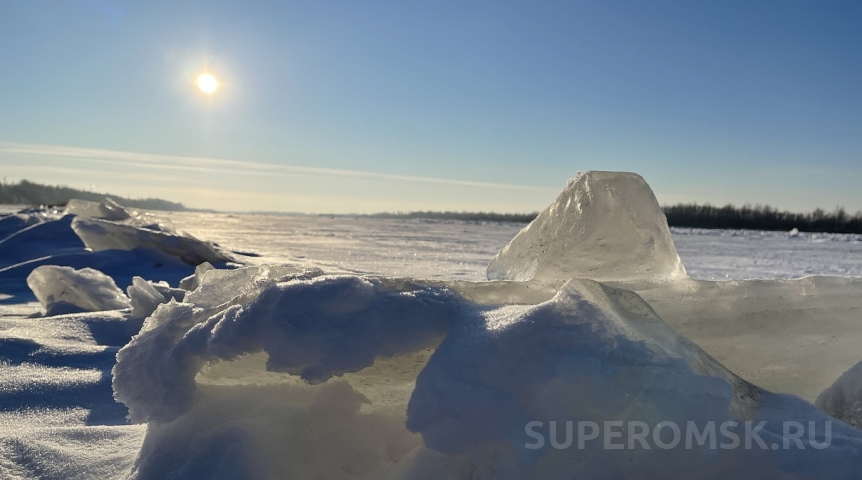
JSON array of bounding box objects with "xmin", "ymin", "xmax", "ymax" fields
[
  {"xmin": 27, "ymin": 265, "xmax": 131, "ymax": 316},
  {"xmin": 178, "ymin": 262, "xmax": 216, "ymax": 291},
  {"xmin": 127, "ymin": 276, "xmax": 186, "ymax": 319}
]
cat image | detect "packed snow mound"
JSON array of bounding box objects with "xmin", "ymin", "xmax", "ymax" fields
[
  {"xmin": 72, "ymin": 216, "xmax": 232, "ymax": 266},
  {"xmin": 113, "ymin": 267, "xmax": 452, "ymax": 424},
  {"xmin": 487, "ymin": 171, "xmax": 686, "ymax": 283},
  {"xmin": 27, "ymin": 265, "xmax": 131, "ymax": 316},
  {"xmin": 113, "ymin": 266, "xmax": 862, "ymax": 479},
  {"xmin": 816, "ymin": 359, "xmax": 862, "ymax": 427}
]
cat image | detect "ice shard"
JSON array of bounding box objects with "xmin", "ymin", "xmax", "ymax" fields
[{"xmin": 487, "ymin": 171, "xmax": 687, "ymax": 283}]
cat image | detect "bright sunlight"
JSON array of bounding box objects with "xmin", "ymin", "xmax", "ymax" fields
[{"xmin": 197, "ymin": 73, "xmax": 219, "ymax": 94}]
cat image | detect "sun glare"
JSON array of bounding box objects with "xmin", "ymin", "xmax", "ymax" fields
[{"xmin": 197, "ymin": 73, "xmax": 219, "ymax": 94}]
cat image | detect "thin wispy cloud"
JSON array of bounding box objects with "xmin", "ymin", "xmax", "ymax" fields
[
  {"xmin": 0, "ymin": 142, "xmax": 556, "ymax": 192},
  {"xmin": 0, "ymin": 142, "xmax": 559, "ymax": 213}
]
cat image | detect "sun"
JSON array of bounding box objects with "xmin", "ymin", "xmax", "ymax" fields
[{"xmin": 197, "ymin": 73, "xmax": 219, "ymax": 94}]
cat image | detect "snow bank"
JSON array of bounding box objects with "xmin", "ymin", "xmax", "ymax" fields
[
  {"xmin": 71, "ymin": 216, "xmax": 232, "ymax": 266},
  {"xmin": 487, "ymin": 171, "xmax": 686, "ymax": 283},
  {"xmin": 113, "ymin": 267, "xmax": 862, "ymax": 479},
  {"xmin": 816, "ymin": 360, "xmax": 862, "ymax": 427},
  {"xmin": 27, "ymin": 265, "xmax": 131, "ymax": 316}
]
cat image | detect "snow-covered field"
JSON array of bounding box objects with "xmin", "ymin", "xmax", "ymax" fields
[
  {"xmin": 2, "ymin": 172, "xmax": 862, "ymax": 479},
  {"xmin": 671, "ymin": 227, "xmax": 862, "ymax": 280},
  {"xmin": 162, "ymin": 212, "xmax": 862, "ymax": 282}
]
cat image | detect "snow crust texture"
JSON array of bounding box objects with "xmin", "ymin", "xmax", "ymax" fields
[{"xmin": 487, "ymin": 171, "xmax": 687, "ymax": 283}]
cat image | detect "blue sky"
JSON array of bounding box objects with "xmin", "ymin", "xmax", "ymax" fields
[{"xmin": 1, "ymin": 0, "xmax": 860, "ymax": 213}]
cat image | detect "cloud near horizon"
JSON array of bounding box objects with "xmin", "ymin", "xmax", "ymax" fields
[{"xmin": 0, "ymin": 142, "xmax": 560, "ymax": 213}]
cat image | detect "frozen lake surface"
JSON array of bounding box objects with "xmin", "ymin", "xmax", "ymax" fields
[
  {"xmin": 2, "ymin": 201, "xmax": 862, "ymax": 479},
  {"xmin": 164, "ymin": 211, "xmax": 862, "ymax": 281}
]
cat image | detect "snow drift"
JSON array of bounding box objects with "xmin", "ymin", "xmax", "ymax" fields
[{"xmin": 487, "ymin": 171, "xmax": 687, "ymax": 283}]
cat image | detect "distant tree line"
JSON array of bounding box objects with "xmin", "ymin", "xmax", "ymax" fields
[
  {"xmin": 366, "ymin": 204, "xmax": 862, "ymax": 234},
  {"xmin": 5, "ymin": 179, "xmax": 859, "ymax": 234},
  {"xmin": 0, "ymin": 179, "xmax": 185, "ymax": 211},
  {"xmin": 365, "ymin": 211, "xmax": 539, "ymax": 223},
  {"xmin": 662, "ymin": 203, "xmax": 862, "ymax": 234}
]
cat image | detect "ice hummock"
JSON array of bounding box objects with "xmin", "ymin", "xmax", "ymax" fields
[
  {"xmin": 65, "ymin": 197, "xmax": 177, "ymax": 233},
  {"xmin": 27, "ymin": 265, "xmax": 131, "ymax": 316},
  {"xmin": 0, "ymin": 200, "xmax": 235, "ymax": 301},
  {"xmin": 112, "ymin": 266, "xmax": 862, "ymax": 479},
  {"xmin": 487, "ymin": 171, "xmax": 687, "ymax": 283},
  {"xmin": 487, "ymin": 171, "xmax": 862, "ymax": 403},
  {"xmin": 72, "ymin": 216, "xmax": 231, "ymax": 265},
  {"xmin": 65, "ymin": 198, "xmax": 132, "ymax": 222}
]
